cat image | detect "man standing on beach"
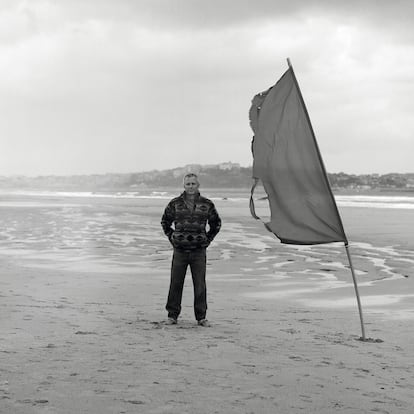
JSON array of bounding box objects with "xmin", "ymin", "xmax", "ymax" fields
[{"xmin": 161, "ymin": 173, "xmax": 221, "ymax": 327}]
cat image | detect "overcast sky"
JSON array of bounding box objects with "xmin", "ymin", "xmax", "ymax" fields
[{"xmin": 1, "ymin": 0, "xmax": 413, "ymax": 176}]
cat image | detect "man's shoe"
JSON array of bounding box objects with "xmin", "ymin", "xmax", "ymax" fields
[
  {"xmin": 166, "ymin": 317, "xmax": 177, "ymax": 325},
  {"xmin": 197, "ymin": 319, "xmax": 211, "ymax": 327}
]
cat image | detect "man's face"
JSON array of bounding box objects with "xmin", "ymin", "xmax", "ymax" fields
[{"xmin": 183, "ymin": 176, "xmax": 200, "ymax": 195}]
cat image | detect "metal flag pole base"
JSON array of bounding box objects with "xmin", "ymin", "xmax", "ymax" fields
[{"xmin": 344, "ymin": 242, "xmax": 367, "ymax": 341}]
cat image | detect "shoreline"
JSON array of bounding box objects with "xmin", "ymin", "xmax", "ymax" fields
[{"xmin": 1, "ymin": 186, "xmax": 414, "ymax": 195}]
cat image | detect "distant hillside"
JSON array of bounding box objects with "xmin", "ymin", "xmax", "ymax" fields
[{"xmin": 1, "ymin": 162, "xmax": 413, "ymax": 191}]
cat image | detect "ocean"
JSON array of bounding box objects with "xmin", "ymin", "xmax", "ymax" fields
[{"xmin": 1, "ymin": 188, "xmax": 414, "ymax": 209}]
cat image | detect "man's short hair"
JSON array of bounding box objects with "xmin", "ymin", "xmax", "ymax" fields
[{"xmin": 183, "ymin": 173, "xmax": 199, "ymax": 184}]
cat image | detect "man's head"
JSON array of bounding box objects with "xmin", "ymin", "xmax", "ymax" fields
[{"xmin": 183, "ymin": 173, "xmax": 200, "ymax": 196}]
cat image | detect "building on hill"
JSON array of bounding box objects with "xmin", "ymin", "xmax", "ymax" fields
[{"xmin": 218, "ymin": 162, "xmax": 240, "ymax": 171}]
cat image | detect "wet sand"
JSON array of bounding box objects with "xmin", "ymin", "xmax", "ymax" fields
[{"xmin": 0, "ymin": 194, "xmax": 413, "ymax": 413}]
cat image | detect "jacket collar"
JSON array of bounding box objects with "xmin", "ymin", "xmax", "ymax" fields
[{"xmin": 180, "ymin": 191, "xmax": 200, "ymax": 201}]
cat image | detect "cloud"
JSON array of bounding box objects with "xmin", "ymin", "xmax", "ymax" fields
[{"xmin": 0, "ymin": 0, "xmax": 413, "ymax": 175}]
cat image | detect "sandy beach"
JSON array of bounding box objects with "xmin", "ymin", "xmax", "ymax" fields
[{"xmin": 1, "ymin": 191, "xmax": 413, "ymax": 413}]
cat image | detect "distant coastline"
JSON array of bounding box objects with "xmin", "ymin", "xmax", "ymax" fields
[{"xmin": 1, "ymin": 162, "xmax": 413, "ymax": 193}]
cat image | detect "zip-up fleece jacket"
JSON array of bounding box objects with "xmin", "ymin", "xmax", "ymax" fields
[{"xmin": 161, "ymin": 192, "xmax": 221, "ymax": 250}]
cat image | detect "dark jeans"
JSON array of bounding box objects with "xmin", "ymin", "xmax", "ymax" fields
[{"xmin": 166, "ymin": 248, "xmax": 207, "ymax": 321}]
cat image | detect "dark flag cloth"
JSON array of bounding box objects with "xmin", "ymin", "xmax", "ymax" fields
[{"xmin": 249, "ymin": 66, "xmax": 348, "ymax": 245}]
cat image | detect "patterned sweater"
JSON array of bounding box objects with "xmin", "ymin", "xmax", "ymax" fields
[{"xmin": 161, "ymin": 192, "xmax": 221, "ymax": 250}]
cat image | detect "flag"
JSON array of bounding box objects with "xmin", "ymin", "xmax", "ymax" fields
[{"xmin": 249, "ymin": 64, "xmax": 347, "ymax": 245}]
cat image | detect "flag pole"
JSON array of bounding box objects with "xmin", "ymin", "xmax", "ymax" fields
[
  {"xmin": 345, "ymin": 242, "xmax": 366, "ymax": 340},
  {"xmin": 286, "ymin": 57, "xmax": 367, "ymax": 341}
]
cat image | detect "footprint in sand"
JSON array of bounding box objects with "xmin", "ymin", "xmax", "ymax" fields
[{"xmin": 288, "ymin": 355, "xmax": 311, "ymax": 362}]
